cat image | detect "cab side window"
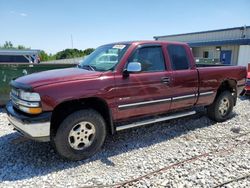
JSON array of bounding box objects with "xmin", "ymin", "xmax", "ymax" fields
[
  {"xmin": 167, "ymin": 45, "xmax": 190, "ymax": 70},
  {"xmin": 128, "ymin": 46, "xmax": 166, "ymax": 72}
]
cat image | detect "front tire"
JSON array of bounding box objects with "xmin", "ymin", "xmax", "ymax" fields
[
  {"xmin": 52, "ymin": 109, "xmax": 106, "ymax": 161},
  {"xmin": 207, "ymin": 91, "xmax": 234, "ymax": 122}
]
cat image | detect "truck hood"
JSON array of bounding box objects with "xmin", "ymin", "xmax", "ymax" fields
[{"xmin": 15, "ymin": 68, "xmax": 103, "ymax": 88}]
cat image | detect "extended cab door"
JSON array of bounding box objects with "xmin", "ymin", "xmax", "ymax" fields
[
  {"xmin": 166, "ymin": 44, "xmax": 199, "ymax": 110},
  {"xmin": 114, "ymin": 45, "xmax": 172, "ymax": 121}
]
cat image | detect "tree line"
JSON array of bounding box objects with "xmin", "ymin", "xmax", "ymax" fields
[{"xmin": 0, "ymin": 41, "xmax": 94, "ymax": 62}]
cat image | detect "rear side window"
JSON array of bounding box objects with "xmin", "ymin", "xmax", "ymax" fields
[
  {"xmin": 128, "ymin": 46, "xmax": 166, "ymax": 72},
  {"xmin": 167, "ymin": 45, "xmax": 190, "ymax": 70}
]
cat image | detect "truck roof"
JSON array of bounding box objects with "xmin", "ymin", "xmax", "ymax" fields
[{"xmin": 106, "ymin": 40, "xmax": 188, "ymax": 46}]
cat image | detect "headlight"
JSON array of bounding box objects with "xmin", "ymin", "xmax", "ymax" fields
[
  {"xmin": 11, "ymin": 89, "xmax": 42, "ymax": 114},
  {"xmin": 19, "ymin": 90, "xmax": 41, "ymax": 102},
  {"xmin": 19, "ymin": 106, "xmax": 42, "ymax": 114}
]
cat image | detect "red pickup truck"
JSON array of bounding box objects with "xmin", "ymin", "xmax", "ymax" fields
[{"xmin": 6, "ymin": 41, "xmax": 246, "ymax": 160}]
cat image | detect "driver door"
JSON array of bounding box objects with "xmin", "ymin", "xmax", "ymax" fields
[{"xmin": 114, "ymin": 45, "xmax": 172, "ymax": 121}]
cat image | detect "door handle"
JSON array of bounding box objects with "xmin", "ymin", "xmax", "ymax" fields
[{"xmin": 161, "ymin": 77, "xmax": 170, "ymax": 84}]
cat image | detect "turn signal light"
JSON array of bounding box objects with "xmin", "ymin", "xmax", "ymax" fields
[{"xmin": 19, "ymin": 106, "xmax": 42, "ymax": 114}]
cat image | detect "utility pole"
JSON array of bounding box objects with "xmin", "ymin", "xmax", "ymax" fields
[{"xmin": 71, "ymin": 34, "xmax": 74, "ymax": 49}]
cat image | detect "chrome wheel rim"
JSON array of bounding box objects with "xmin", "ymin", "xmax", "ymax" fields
[
  {"xmin": 68, "ymin": 121, "xmax": 96, "ymax": 150},
  {"xmin": 219, "ymin": 97, "xmax": 230, "ymax": 116}
]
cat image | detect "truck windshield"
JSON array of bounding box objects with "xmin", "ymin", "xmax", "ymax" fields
[{"xmin": 78, "ymin": 44, "xmax": 129, "ymax": 72}]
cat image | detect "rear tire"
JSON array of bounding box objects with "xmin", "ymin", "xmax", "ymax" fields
[
  {"xmin": 52, "ymin": 109, "xmax": 106, "ymax": 161},
  {"xmin": 207, "ymin": 91, "xmax": 234, "ymax": 122}
]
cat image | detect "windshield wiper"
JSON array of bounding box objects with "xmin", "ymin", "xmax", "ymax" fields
[{"xmin": 78, "ymin": 64, "xmax": 96, "ymax": 71}]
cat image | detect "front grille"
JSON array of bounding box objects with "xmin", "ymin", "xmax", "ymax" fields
[
  {"xmin": 10, "ymin": 87, "xmax": 20, "ymax": 108},
  {"xmin": 11, "ymin": 88, "xmax": 19, "ymax": 97}
]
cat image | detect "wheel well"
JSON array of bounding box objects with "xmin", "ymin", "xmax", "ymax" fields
[
  {"xmin": 50, "ymin": 98, "xmax": 114, "ymax": 138},
  {"xmin": 216, "ymin": 79, "xmax": 237, "ymax": 105}
]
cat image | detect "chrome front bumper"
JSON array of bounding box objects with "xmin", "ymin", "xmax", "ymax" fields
[
  {"xmin": 6, "ymin": 102, "xmax": 51, "ymax": 142},
  {"xmin": 8, "ymin": 115, "xmax": 50, "ymax": 142}
]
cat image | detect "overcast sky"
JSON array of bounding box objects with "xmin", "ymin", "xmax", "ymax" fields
[{"xmin": 1, "ymin": 0, "xmax": 250, "ymax": 54}]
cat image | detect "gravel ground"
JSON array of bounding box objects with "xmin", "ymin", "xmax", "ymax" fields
[{"xmin": 0, "ymin": 97, "xmax": 250, "ymax": 188}]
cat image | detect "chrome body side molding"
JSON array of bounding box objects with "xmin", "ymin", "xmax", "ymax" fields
[
  {"xmin": 172, "ymin": 94, "xmax": 196, "ymax": 100},
  {"xmin": 118, "ymin": 98, "xmax": 171, "ymax": 110},
  {"xmin": 199, "ymin": 91, "xmax": 214, "ymax": 96},
  {"xmin": 118, "ymin": 91, "xmax": 214, "ymax": 110}
]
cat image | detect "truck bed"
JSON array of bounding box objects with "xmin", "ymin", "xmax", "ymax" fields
[{"xmin": 196, "ymin": 65, "xmax": 246, "ymax": 106}]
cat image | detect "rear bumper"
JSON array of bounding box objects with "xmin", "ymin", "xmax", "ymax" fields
[{"xmin": 6, "ymin": 101, "xmax": 51, "ymax": 142}]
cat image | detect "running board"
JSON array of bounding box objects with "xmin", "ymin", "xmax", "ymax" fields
[{"xmin": 116, "ymin": 110, "xmax": 196, "ymax": 131}]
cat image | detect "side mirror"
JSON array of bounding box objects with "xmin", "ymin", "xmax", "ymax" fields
[{"xmin": 126, "ymin": 62, "xmax": 142, "ymax": 73}]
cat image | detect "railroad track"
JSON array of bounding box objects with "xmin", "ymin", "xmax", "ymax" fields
[{"xmin": 80, "ymin": 130, "xmax": 250, "ymax": 188}]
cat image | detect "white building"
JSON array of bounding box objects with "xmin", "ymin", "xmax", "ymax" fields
[{"xmin": 154, "ymin": 26, "xmax": 250, "ymax": 67}]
